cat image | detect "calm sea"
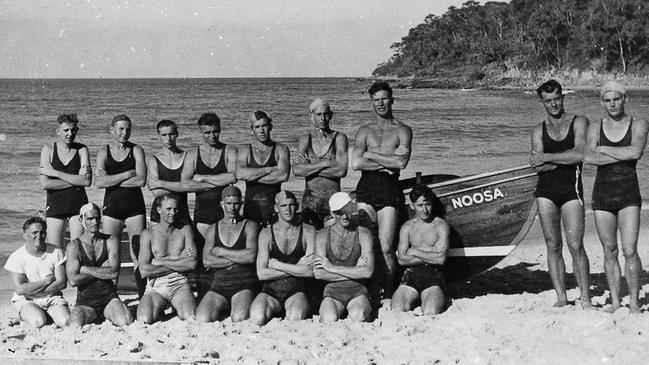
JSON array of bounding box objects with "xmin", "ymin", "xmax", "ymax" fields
[{"xmin": 1, "ymin": 77, "xmax": 649, "ymax": 258}]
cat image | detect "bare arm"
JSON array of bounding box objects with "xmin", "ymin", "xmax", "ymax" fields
[
  {"xmin": 351, "ymin": 127, "xmax": 383, "ymax": 171},
  {"xmin": 583, "ymin": 120, "xmax": 618, "ymax": 166},
  {"xmin": 235, "ymin": 145, "xmax": 274, "ymax": 181},
  {"xmin": 202, "ymin": 224, "xmax": 235, "ymax": 269},
  {"xmin": 137, "ymin": 229, "xmax": 173, "ymax": 278},
  {"xmin": 255, "ymin": 227, "xmax": 290, "ymax": 281},
  {"xmin": 407, "ymin": 220, "xmax": 450, "ymax": 265},
  {"xmin": 147, "ymin": 155, "xmax": 186, "ymax": 197},
  {"xmin": 215, "ymin": 220, "xmax": 259, "ymax": 264},
  {"xmin": 292, "ymin": 135, "xmax": 328, "ymax": 177},
  {"xmin": 318, "ymin": 133, "xmax": 349, "ymax": 179},
  {"xmin": 39, "ymin": 144, "xmax": 92, "ymax": 189},
  {"xmin": 9, "ymin": 271, "xmax": 54, "ymax": 298},
  {"xmin": 362, "ymin": 125, "xmax": 412, "ymax": 170},
  {"xmin": 531, "ymin": 117, "xmax": 588, "ymax": 170},
  {"xmin": 197, "ymin": 146, "xmax": 238, "ymax": 186},
  {"xmin": 396, "ymin": 221, "xmax": 424, "ymax": 266},
  {"xmin": 43, "ymin": 261, "xmax": 67, "ymax": 295},
  {"xmin": 180, "ymin": 149, "xmax": 216, "ymax": 192},
  {"xmin": 258, "ymin": 144, "xmax": 291, "ymax": 184},
  {"xmin": 120, "ymin": 145, "xmax": 147, "ymax": 187},
  {"xmin": 94, "ymin": 147, "xmax": 136, "ymax": 188},
  {"xmin": 151, "ymin": 226, "xmax": 198, "ymax": 272},
  {"xmin": 269, "ymin": 225, "xmax": 315, "ymax": 278},
  {"xmin": 597, "ymin": 118, "xmax": 649, "ymax": 161},
  {"xmin": 318, "ymin": 226, "xmax": 374, "ymax": 279},
  {"xmin": 81, "ymin": 235, "xmax": 121, "ymax": 280},
  {"xmin": 313, "ymin": 229, "xmax": 347, "ymax": 281}
]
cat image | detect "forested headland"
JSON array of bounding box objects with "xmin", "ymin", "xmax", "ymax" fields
[{"xmin": 373, "ymin": 0, "xmax": 649, "ymax": 88}]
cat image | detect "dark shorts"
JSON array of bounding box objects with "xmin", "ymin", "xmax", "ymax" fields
[
  {"xmin": 592, "ymin": 170, "xmax": 641, "ymax": 213},
  {"xmin": 209, "ymin": 264, "xmax": 259, "ymax": 302},
  {"xmin": 323, "ymin": 280, "xmax": 368, "ymax": 307},
  {"xmin": 46, "ymin": 187, "xmax": 88, "ymax": 219},
  {"xmin": 194, "ymin": 188, "xmax": 224, "ymax": 224},
  {"xmin": 75, "ymin": 279, "xmax": 119, "ymax": 317},
  {"xmin": 262, "ymin": 277, "xmax": 307, "ymax": 304},
  {"xmin": 400, "ymin": 264, "xmax": 445, "ymax": 293},
  {"xmin": 355, "ymin": 170, "xmax": 404, "ymax": 211},
  {"xmin": 103, "ymin": 187, "xmax": 146, "ymax": 220}
]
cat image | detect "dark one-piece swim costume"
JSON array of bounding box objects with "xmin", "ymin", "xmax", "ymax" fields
[
  {"xmin": 301, "ymin": 132, "xmax": 340, "ymax": 229},
  {"xmin": 243, "ymin": 144, "xmax": 281, "ymax": 226},
  {"xmin": 102, "ymin": 145, "xmax": 145, "ymax": 220},
  {"xmin": 194, "ymin": 146, "xmax": 227, "ymax": 224},
  {"xmin": 74, "ymin": 236, "xmax": 119, "ymax": 319},
  {"xmin": 45, "ymin": 142, "xmax": 89, "ymax": 219},
  {"xmin": 322, "ymin": 227, "xmax": 368, "ymax": 306},
  {"xmin": 261, "ymin": 225, "xmax": 307, "ymax": 304}
]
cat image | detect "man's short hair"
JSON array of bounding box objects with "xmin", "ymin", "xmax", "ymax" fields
[
  {"xmin": 23, "ymin": 216, "xmax": 46, "ymax": 232},
  {"xmin": 536, "ymin": 79, "xmax": 562, "ymax": 97},
  {"xmin": 409, "ymin": 184, "xmax": 444, "ymax": 218},
  {"xmin": 57, "ymin": 113, "xmax": 79, "ymax": 125},
  {"xmin": 79, "ymin": 202, "xmax": 101, "ymax": 218},
  {"xmin": 197, "ymin": 113, "xmax": 220, "ymax": 128},
  {"xmin": 111, "ymin": 114, "xmax": 132, "ymax": 126},
  {"xmin": 368, "ymin": 81, "xmax": 393, "ymax": 97},
  {"xmin": 156, "ymin": 119, "xmax": 178, "ymax": 134},
  {"xmin": 221, "ymin": 185, "xmax": 242, "ymax": 200},
  {"xmin": 275, "ymin": 190, "xmax": 297, "ymax": 204},
  {"xmin": 249, "ymin": 110, "xmax": 272, "ymax": 127},
  {"xmin": 150, "ymin": 193, "xmax": 181, "ymax": 223},
  {"xmin": 309, "ymin": 98, "xmax": 331, "ymax": 114}
]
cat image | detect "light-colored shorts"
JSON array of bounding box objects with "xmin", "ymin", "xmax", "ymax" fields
[
  {"xmin": 144, "ymin": 272, "xmax": 191, "ymax": 302},
  {"xmin": 12, "ymin": 295, "xmax": 68, "ymax": 313}
]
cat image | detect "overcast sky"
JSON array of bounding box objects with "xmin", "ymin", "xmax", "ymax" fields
[{"xmin": 1, "ymin": 0, "xmax": 478, "ymax": 78}]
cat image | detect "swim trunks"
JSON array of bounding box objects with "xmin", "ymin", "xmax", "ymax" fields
[
  {"xmin": 102, "ymin": 145, "xmax": 146, "ymax": 220},
  {"xmin": 534, "ymin": 117, "xmax": 584, "ymax": 207},
  {"xmin": 144, "ymin": 272, "xmax": 191, "ymax": 302},
  {"xmin": 244, "ymin": 144, "xmax": 281, "ymax": 226},
  {"xmin": 355, "ymin": 170, "xmax": 404, "ymax": 211},
  {"xmin": 592, "ymin": 118, "xmax": 642, "ymax": 213},
  {"xmin": 301, "ymin": 132, "xmax": 341, "ymax": 229},
  {"xmin": 400, "ymin": 264, "xmax": 445, "ymax": 293},
  {"xmin": 321, "ymin": 227, "xmax": 368, "ymax": 306},
  {"xmin": 45, "ymin": 142, "xmax": 88, "ymax": 219},
  {"xmin": 261, "ymin": 225, "xmax": 307, "ymax": 304},
  {"xmin": 194, "ymin": 146, "xmax": 227, "ymax": 224},
  {"xmin": 209, "ymin": 220, "xmax": 259, "ymax": 301},
  {"xmin": 11, "ymin": 295, "xmax": 68, "ymax": 313},
  {"xmin": 150, "ymin": 154, "xmax": 190, "ymax": 224},
  {"xmin": 74, "ymin": 236, "xmax": 119, "ymax": 316}
]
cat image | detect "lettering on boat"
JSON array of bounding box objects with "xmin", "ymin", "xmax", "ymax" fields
[{"xmin": 451, "ymin": 187, "xmax": 505, "ymax": 209}]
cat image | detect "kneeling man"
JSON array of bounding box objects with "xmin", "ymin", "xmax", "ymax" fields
[
  {"xmin": 5, "ymin": 217, "xmax": 69, "ymax": 328},
  {"xmin": 67, "ymin": 203, "xmax": 133, "ymax": 327},
  {"xmin": 315, "ymin": 193, "xmax": 374, "ymax": 322},
  {"xmin": 392, "ymin": 185, "xmax": 449, "ymax": 315},
  {"xmin": 250, "ymin": 191, "xmax": 315, "ymax": 325},
  {"xmin": 137, "ymin": 194, "xmax": 198, "ymax": 323}
]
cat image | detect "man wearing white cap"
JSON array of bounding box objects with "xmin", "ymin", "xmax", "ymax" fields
[
  {"xmin": 66, "ymin": 203, "xmax": 133, "ymax": 327},
  {"xmin": 314, "ymin": 192, "xmax": 375, "ymax": 322},
  {"xmin": 584, "ymin": 81, "xmax": 649, "ymax": 314}
]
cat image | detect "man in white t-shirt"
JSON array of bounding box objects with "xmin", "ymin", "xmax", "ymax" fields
[{"xmin": 4, "ymin": 217, "xmax": 69, "ymax": 327}]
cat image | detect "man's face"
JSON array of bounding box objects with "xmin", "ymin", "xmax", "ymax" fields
[
  {"xmin": 275, "ymin": 197, "xmax": 298, "ymax": 223},
  {"xmin": 412, "ymin": 195, "xmax": 433, "ymax": 222},
  {"xmin": 158, "ymin": 198, "xmax": 178, "ymax": 224},
  {"xmin": 310, "ymin": 104, "xmax": 332, "ymax": 130},
  {"xmin": 251, "ymin": 118, "xmax": 272, "ymax": 143},
  {"xmin": 222, "ymin": 195, "xmax": 242, "ymax": 218},
  {"xmin": 371, "ymin": 90, "xmax": 393, "ymax": 118},
  {"xmin": 601, "ymin": 91, "xmax": 626, "ymax": 119},
  {"xmin": 23, "ymin": 223, "xmax": 46, "ymax": 248},
  {"xmin": 57, "ymin": 122, "xmax": 79, "ymax": 144},
  {"xmin": 82, "ymin": 210, "xmax": 101, "ymax": 233},
  {"xmin": 199, "ymin": 124, "xmax": 220, "ymax": 146},
  {"xmin": 540, "ymin": 91, "xmax": 564, "ymax": 118},
  {"xmin": 110, "ymin": 120, "xmax": 132, "ymax": 143},
  {"xmin": 158, "ymin": 126, "xmax": 178, "ymax": 149}
]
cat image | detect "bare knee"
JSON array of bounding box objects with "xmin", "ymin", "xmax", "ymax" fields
[
  {"xmin": 319, "ymin": 308, "xmax": 339, "ymax": 323},
  {"xmin": 249, "ymin": 307, "xmax": 268, "ymax": 326},
  {"xmin": 24, "ymin": 313, "xmax": 47, "ymax": 328},
  {"xmin": 285, "ymin": 307, "xmax": 308, "ymax": 321},
  {"xmin": 602, "ymin": 244, "xmax": 619, "ymax": 260},
  {"xmin": 231, "ymin": 309, "xmax": 250, "ymax": 323},
  {"xmin": 347, "ymin": 307, "xmax": 370, "ymax": 322}
]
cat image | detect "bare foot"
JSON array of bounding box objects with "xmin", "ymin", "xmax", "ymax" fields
[
  {"xmin": 629, "ymin": 305, "xmax": 642, "ymax": 315},
  {"xmin": 552, "ymin": 300, "xmax": 568, "ymax": 308},
  {"xmin": 602, "ymin": 304, "xmax": 621, "ymax": 313},
  {"xmin": 579, "ymin": 299, "xmax": 595, "ymax": 310}
]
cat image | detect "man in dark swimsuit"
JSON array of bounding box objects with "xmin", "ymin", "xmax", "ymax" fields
[
  {"xmin": 137, "ymin": 193, "xmax": 198, "ymax": 323},
  {"xmin": 351, "ymin": 82, "xmax": 412, "ymax": 301},
  {"xmin": 236, "ymin": 110, "xmax": 291, "ymax": 226},
  {"xmin": 66, "ymin": 203, "xmax": 133, "ymax": 327},
  {"xmin": 95, "ymin": 114, "xmax": 147, "ymax": 296},
  {"xmin": 584, "ymin": 81, "xmax": 649, "ymax": 314},
  {"xmin": 195, "ymin": 186, "xmax": 260, "ymax": 322},
  {"xmin": 293, "ymin": 99, "xmax": 349, "ymax": 229},
  {"xmin": 147, "ymin": 120, "xmax": 190, "ymax": 224},
  {"xmin": 250, "ymin": 191, "xmax": 315, "ymax": 326},
  {"xmin": 392, "ymin": 185, "xmax": 449, "ymax": 315},
  {"xmin": 39, "ymin": 113, "xmax": 91, "ymax": 248},
  {"xmin": 529, "ymin": 79, "xmax": 592, "ymax": 308},
  {"xmin": 314, "ymin": 193, "xmax": 375, "ymax": 322},
  {"xmin": 181, "ymin": 113, "xmax": 237, "ymax": 238}
]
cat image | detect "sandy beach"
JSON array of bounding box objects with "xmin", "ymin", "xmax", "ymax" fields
[{"xmin": 1, "ymin": 208, "xmax": 648, "ymax": 364}]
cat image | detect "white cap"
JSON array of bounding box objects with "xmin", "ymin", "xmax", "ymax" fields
[
  {"xmin": 329, "ymin": 192, "xmax": 352, "ymax": 212},
  {"xmin": 600, "ymin": 81, "xmax": 626, "ymax": 98}
]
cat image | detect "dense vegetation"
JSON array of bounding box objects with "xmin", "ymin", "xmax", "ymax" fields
[{"xmin": 373, "ymin": 0, "xmax": 649, "ymax": 84}]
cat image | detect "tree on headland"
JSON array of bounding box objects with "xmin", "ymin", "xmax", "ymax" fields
[{"xmin": 373, "ymin": 0, "xmax": 649, "ymax": 79}]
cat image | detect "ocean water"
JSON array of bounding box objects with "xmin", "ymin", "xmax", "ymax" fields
[{"xmin": 1, "ymin": 78, "xmax": 649, "ymax": 259}]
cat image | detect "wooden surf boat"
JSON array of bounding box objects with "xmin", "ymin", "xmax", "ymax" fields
[{"xmin": 400, "ymin": 165, "xmax": 538, "ymax": 282}]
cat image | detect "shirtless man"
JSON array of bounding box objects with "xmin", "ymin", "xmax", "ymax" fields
[
  {"xmin": 137, "ymin": 194, "xmax": 198, "ymax": 323},
  {"xmin": 237, "ymin": 111, "xmax": 291, "ymax": 226},
  {"xmin": 250, "ymin": 191, "xmax": 315, "ymax": 326},
  {"xmin": 39, "ymin": 114, "xmax": 91, "ymax": 248},
  {"xmin": 195, "ymin": 186, "xmax": 260, "ymax": 322},
  {"xmin": 392, "ymin": 185, "xmax": 449, "ymax": 315},
  {"xmin": 148, "ymin": 120, "xmax": 190, "ymax": 225},
  {"xmin": 4, "ymin": 217, "xmax": 69, "ymax": 328},
  {"xmin": 314, "ymin": 194, "xmax": 375, "ymax": 322},
  {"xmin": 584, "ymin": 81, "xmax": 649, "ymax": 314},
  {"xmin": 530, "ymin": 79, "xmax": 592, "ymax": 308},
  {"xmin": 293, "ymin": 99, "xmax": 349, "ymax": 229},
  {"xmin": 181, "ymin": 113, "xmax": 237, "ymax": 238},
  {"xmin": 95, "ymin": 114, "xmax": 147, "ymax": 296},
  {"xmin": 351, "ymin": 81, "xmax": 412, "ymax": 300},
  {"xmin": 66, "ymin": 203, "xmax": 133, "ymax": 327}
]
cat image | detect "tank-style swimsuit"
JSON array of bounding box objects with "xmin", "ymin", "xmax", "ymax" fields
[
  {"xmin": 45, "ymin": 142, "xmax": 88, "ymax": 219},
  {"xmin": 194, "ymin": 146, "xmax": 227, "ymax": 224},
  {"xmin": 301, "ymin": 132, "xmax": 340, "ymax": 229},
  {"xmin": 261, "ymin": 225, "xmax": 307, "ymax": 303},
  {"xmin": 243, "ymin": 144, "xmax": 281, "ymax": 226},
  {"xmin": 102, "ymin": 145, "xmax": 145, "ymax": 220}
]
